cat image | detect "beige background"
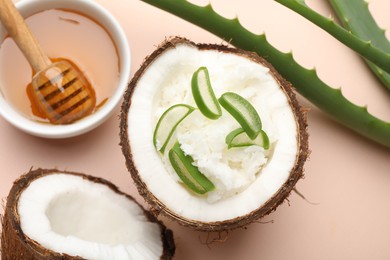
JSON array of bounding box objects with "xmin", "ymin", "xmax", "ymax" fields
[{"xmin": 1, "ymin": 0, "xmax": 390, "ymax": 259}]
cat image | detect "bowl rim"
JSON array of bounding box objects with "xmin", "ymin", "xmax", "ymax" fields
[{"xmin": 0, "ymin": 0, "xmax": 131, "ymax": 138}]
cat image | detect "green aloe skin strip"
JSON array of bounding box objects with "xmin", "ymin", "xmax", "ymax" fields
[
  {"xmin": 219, "ymin": 92, "xmax": 262, "ymax": 140},
  {"xmin": 226, "ymin": 128, "xmax": 270, "ymax": 150},
  {"xmin": 329, "ymin": 0, "xmax": 390, "ymax": 91},
  {"xmin": 140, "ymin": 0, "xmax": 390, "ymax": 148},
  {"xmin": 169, "ymin": 142, "xmax": 215, "ymax": 194},
  {"xmin": 153, "ymin": 104, "xmax": 195, "ymax": 153},
  {"xmin": 191, "ymin": 67, "xmax": 222, "ymax": 119}
]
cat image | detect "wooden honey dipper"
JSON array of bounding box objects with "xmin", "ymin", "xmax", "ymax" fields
[{"xmin": 0, "ymin": 0, "xmax": 96, "ymax": 124}]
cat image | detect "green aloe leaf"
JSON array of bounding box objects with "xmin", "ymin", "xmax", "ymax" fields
[
  {"xmin": 329, "ymin": 0, "xmax": 390, "ymax": 91},
  {"xmin": 275, "ymin": 0, "xmax": 390, "ymax": 74}
]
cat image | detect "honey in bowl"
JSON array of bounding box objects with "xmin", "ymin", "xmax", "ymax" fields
[{"xmin": 0, "ymin": 9, "xmax": 120, "ymax": 123}]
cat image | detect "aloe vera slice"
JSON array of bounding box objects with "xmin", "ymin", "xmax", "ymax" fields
[
  {"xmin": 169, "ymin": 142, "xmax": 215, "ymax": 194},
  {"xmin": 218, "ymin": 92, "xmax": 262, "ymax": 140},
  {"xmin": 226, "ymin": 128, "xmax": 270, "ymax": 149},
  {"xmin": 153, "ymin": 104, "xmax": 195, "ymax": 153},
  {"xmin": 191, "ymin": 67, "xmax": 222, "ymax": 119}
]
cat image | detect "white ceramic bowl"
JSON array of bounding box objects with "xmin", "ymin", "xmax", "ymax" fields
[{"xmin": 0, "ymin": 0, "xmax": 131, "ymax": 138}]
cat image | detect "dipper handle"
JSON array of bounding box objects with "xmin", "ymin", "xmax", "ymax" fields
[{"xmin": 0, "ymin": 0, "xmax": 51, "ymax": 72}]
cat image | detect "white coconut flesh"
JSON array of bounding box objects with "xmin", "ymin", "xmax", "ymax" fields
[
  {"xmin": 17, "ymin": 173, "xmax": 163, "ymax": 260},
  {"xmin": 128, "ymin": 43, "xmax": 298, "ymax": 222}
]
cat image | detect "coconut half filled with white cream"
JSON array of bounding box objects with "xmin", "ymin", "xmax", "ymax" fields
[
  {"xmin": 1, "ymin": 168, "xmax": 175, "ymax": 259},
  {"xmin": 120, "ymin": 37, "xmax": 308, "ymax": 231}
]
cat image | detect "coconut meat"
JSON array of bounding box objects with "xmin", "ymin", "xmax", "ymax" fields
[
  {"xmin": 128, "ymin": 43, "xmax": 298, "ymax": 222},
  {"xmin": 17, "ymin": 173, "xmax": 163, "ymax": 260}
]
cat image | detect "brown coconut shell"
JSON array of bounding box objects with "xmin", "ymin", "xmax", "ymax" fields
[
  {"xmin": 120, "ymin": 37, "xmax": 309, "ymax": 232},
  {"xmin": 1, "ymin": 168, "xmax": 175, "ymax": 260}
]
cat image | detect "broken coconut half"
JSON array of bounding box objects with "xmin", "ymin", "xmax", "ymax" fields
[
  {"xmin": 120, "ymin": 37, "xmax": 308, "ymax": 231},
  {"xmin": 1, "ymin": 168, "xmax": 175, "ymax": 260}
]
